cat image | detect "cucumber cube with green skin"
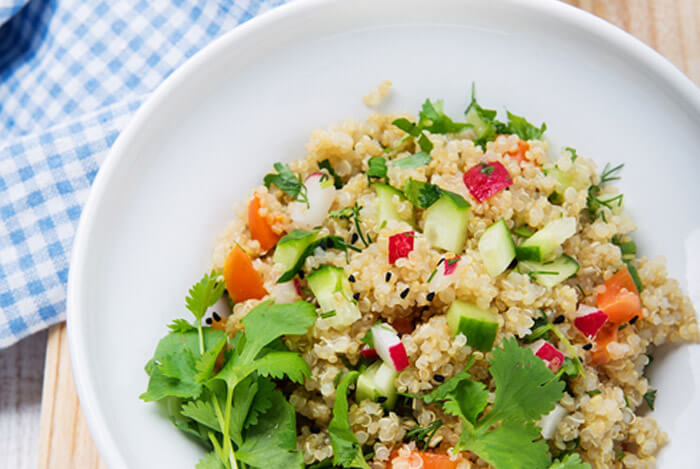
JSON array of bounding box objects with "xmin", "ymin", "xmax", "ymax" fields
[
  {"xmin": 355, "ymin": 361, "xmax": 398, "ymax": 410},
  {"xmin": 307, "ymin": 266, "xmax": 361, "ymax": 328},
  {"xmin": 478, "ymin": 218, "xmax": 516, "ymax": 277},
  {"xmin": 515, "ymin": 217, "xmax": 576, "ymax": 262},
  {"xmin": 517, "ymin": 254, "xmax": 580, "ymax": 288},
  {"xmin": 446, "ymin": 300, "xmax": 498, "ymax": 352},
  {"xmin": 423, "ymin": 191, "xmax": 471, "ymax": 253},
  {"xmin": 273, "ymin": 229, "xmax": 318, "ymax": 271},
  {"xmin": 375, "ymin": 183, "xmax": 415, "ymax": 228}
]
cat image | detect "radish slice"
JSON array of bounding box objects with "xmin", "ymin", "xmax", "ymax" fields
[
  {"xmin": 529, "ymin": 339, "xmax": 564, "ymax": 372},
  {"xmin": 204, "ymin": 296, "xmax": 231, "ymax": 325},
  {"xmin": 539, "ymin": 404, "xmax": 567, "ymax": 440},
  {"xmin": 428, "ymin": 256, "xmax": 461, "ymax": 292},
  {"xmin": 288, "ymin": 173, "xmax": 336, "ymax": 229},
  {"xmin": 388, "ymin": 231, "xmax": 415, "ymax": 264},
  {"xmin": 573, "ymin": 305, "xmax": 609, "ymax": 339},
  {"xmin": 463, "ymin": 161, "xmax": 513, "ymax": 203},
  {"xmin": 361, "ymin": 346, "xmax": 378, "ymax": 360},
  {"xmin": 371, "ymin": 323, "xmax": 409, "ymax": 372}
]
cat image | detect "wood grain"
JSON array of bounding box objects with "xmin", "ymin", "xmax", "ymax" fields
[{"xmin": 36, "ymin": 1, "xmax": 698, "ymax": 468}]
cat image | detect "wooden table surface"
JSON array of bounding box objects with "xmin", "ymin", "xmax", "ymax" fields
[{"xmin": 36, "ymin": 1, "xmax": 700, "ymax": 467}]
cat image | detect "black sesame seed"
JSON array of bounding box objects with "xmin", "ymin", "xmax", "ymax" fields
[
  {"xmin": 385, "ymin": 272, "xmax": 392, "ymax": 282},
  {"xmin": 377, "ymin": 396, "xmax": 388, "ymax": 403},
  {"xmin": 583, "ymin": 343, "xmax": 593, "ymax": 351},
  {"xmin": 310, "ymin": 425, "xmax": 321, "ymax": 433},
  {"xmin": 353, "ymin": 292, "xmax": 360, "ymax": 301},
  {"xmin": 553, "ymin": 315, "xmax": 565, "ymax": 324},
  {"xmin": 433, "ymin": 374, "xmax": 445, "ymax": 383},
  {"xmin": 629, "ymin": 315, "xmax": 639, "ymax": 325},
  {"xmin": 400, "ymin": 288, "xmax": 410, "ymax": 299},
  {"xmin": 212, "ymin": 312, "xmax": 221, "ymax": 322},
  {"xmin": 298, "ymin": 270, "xmax": 305, "ymax": 279},
  {"xmin": 205, "ymin": 317, "xmax": 213, "ymax": 325},
  {"xmin": 348, "ymin": 274, "xmax": 356, "ymax": 283},
  {"xmin": 426, "ymin": 291, "xmax": 435, "ymax": 302},
  {"xmin": 351, "ymin": 232, "xmax": 359, "ymax": 244}
]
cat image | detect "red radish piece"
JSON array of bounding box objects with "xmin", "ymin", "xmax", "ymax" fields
[
  {"xmin": 573, "ymin": 305, "xmax": 609, "ymax": 339},
  {"xmin": 529, "ymin": 339, "xmax": 564, "ymax": 372},
  {"xmin": 443, "ymin": 256, "xmax": 461, "ymax": 275},
  {"xmin": 361, "ymin": 346, "xmax": 379, "ymax": 360},
  {"xmin": 388, "ymin": 231, "xmax": 415, "ymax": 264},
  {"xmin": 463, "ymin": 161, "xmax": 513, "ymax": 203},
  {"xmin": 293, "ymin": 277, "xmax": 303, "ymax": 296},
  {"xmin": 289, "ymin": 172, "xmax": 336, "ymax": 229},
  {"xmin": 371, "ymin": 323, "xmax": 409, "ymax": 372}
]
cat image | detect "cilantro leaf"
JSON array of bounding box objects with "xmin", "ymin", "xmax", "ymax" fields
[
  {"xmin": 168, "ymin": 318, "xmax": 196, "ymax": 333},
  {"xmin": 244, "ymin": 377, "xmax": 276, "ymax": 429},
  {"xmin": 186, "ymin": 270, "xmax": 225, "ymax": 321},
  {"xmin": 457, "ymin": 419, "xmax": 551, "ymax": 469},
  {"xmin": 402, "ymin": 178, "xmax": 442, "ymax": 209},
  {"xmin": 195, "ymin": 335, "xmax": 228, "ymax": 382},
  {"xmin": 254, "ymin": 351, "xmax": 310, "ymax": 384},
  {"xmin": 367, "ymin": 157, "xmax": 388, "ymax": 181},
  {"xmin": 392, "ymin": 118, "xmax": 422, "ymax": 137},
  {"xmin": 549, "ymin": 453, "xmax": 591, "ymax": 469},
  {"xmin": 505, "ymin": 111, "xmax": 547, "ymax": 141},
  {"xmin": 164, "ymin": 396, "xmax": 210, "ymax": 443},
  {"xmin": 236, "ymin": 390, "xmax": 303, "ymax": 469},
  {"xmin": 422, "ymin": 368, "xmax": 472, "ymax": 404},
  {"xmin": 329, "ymin": 371, "xmax": 370, "ymax": 469},
  {"xmin": 482, "ymin": 338, "xmax": 565, "ymax": 425},
  {"xmin": 196, "ymin": 451, "xmax": 226, "ymax": 469},
  {"xmin": 318, "ymin": 159, "xmax": 343, "ymax": 189},
  {"xmin": 442, "ymin": 379, "xmax": 488, "ymax": 424},
  {"xmin": 181, "ymin": 398, "xmax": 224, "ymax": 435},
  {"xmin": 418, "ymin": 99, "xmax": 470, "ymax": 135},
  {"xmin": 392, "ymin": 152, "xmax": 431, "ymax": 169}
]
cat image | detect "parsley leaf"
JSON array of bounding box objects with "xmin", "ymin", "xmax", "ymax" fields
[
  {"xmin": 549, "ymin": 453, "xmax": 591, "ymax": 469},
  {"xmin": 402, "ymin": 178, "xmax": 442, "ymax": 209},
  {"xmin": 392, "ymin": 152, "xmax": 432, "ymax": 169},
  {"xmin": 277, "ymin": 234, "xmax": 361, "ymax": 283},
  {"xmin": 367, "ymin": 157, "xmax": 388, "ymax": 182},
  {"xmin": 318, "ymin": 159, "xmax": 343, "ymax": 189},
  {"xmin": 329, "ymin": 371, "xmax": 370, "ymax": 469},
  {"xmin": 264, "ymin": 162, "xmax": 309, "ymax": 207}
]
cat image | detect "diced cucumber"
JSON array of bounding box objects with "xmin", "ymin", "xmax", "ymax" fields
[
  {"xmin": 518, "ymin": 254, "xmax": 580, "ymax": 288},
  {"xmin": 307, "ymin": 266, "xmax": 361, "ymax": 328},
  {"xmin": 478, "ymin": 218, "xmax": 516, "ymax": 277},
  {"xmin": 273, "ymin": 229, "xmax": 318, "ymax": 271},
  {"xmin": 446, "ymin": 300, "xmax": 498, "ymax": 352},
  {"xmin": 374, "ymin": 183, "xmax": 414, "ymax": 228},
  {"xmin": 515, "ymin": 217, "xmax": 576, "ymax": 262},
  {"xmin": 356, "ymin": 361, "xmax": 398, "ymax": 410},
  {"xmin": 423, "ymin": 191, "xmax": 471, "ymax": 253}
]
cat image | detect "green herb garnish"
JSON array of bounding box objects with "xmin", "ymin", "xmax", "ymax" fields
[
  {"xmin": 524, "ymin": 312, "xmax": 585, "ymax": 378},
  {"xmin": 643, "ymin": 389, "xmax": 657, "ymax": 410},
  {"xmin": 549, "ymin": 453, "xmax": 591, "ymax": 468},
  {"xmin": 402, "ymin": 178, "xmax": 442, "ymax": 209},
  {"xmin": 587, "ymin": 163, "xmax": 624, "ymax": 222},
  {"xmin": 393, "ymin": 151, "xmax": 432, "ymax": 169},
  {"xmin": 328, "ymin": 371, "xmax": 371, "ymax": 469},
  {"xmin": 263, "ymin": 162, "xmax": 309, "ymax": 208},
  {"xmin": 405, "ymin": 419, "xmax": 443, "ymax": 450},
  {"xmin": 367, "ymin": 157, "xmax": 388, "ymax": 182},
  {"xmin": 564, "ymin": 147, "xmax": 579, "ymax": 162},
  {"xmin": 318, "ymin": 159, "xmax": 343, "ymax": 189}
]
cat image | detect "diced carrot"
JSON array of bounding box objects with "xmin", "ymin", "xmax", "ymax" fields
[
  {"xmin": 391, "ymin": 317, "xmax": 415, "ymax": 335},
  {"xmin": 506, "ymin": 139, "xmax": 534, "ymax": 165},
  {"xmin": 387, "ymin": 448, "xmax": 462, "ymax": 469},
  {"xmin": 596, "ymin": 266, "xmax": 641, "ymax": 324},
  {"xmin": 224, "ymin": 244, "xmax": 268, "ymax": 303},
  {"xmin": 590, "ymin": 321, "xmax": 618, "ymax": 366},
  {"xmin": 248, "ymin": 193, "xmax": 281, "ymax": 251}
]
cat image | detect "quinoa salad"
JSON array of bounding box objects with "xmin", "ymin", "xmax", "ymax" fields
[{"xmin": 140, "ymin": 86, "xmax": 699, "ymax": 469}]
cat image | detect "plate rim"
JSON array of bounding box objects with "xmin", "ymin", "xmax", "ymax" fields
[{"xmin": 66, "ymin": 1, "xmax": 700, "ymax": 468}]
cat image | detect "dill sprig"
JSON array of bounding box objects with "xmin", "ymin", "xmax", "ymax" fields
[
  {"xmin": 405, "ymin": 419, "xmax": 443, "ymax": 450},
  {"xmin": 587, "ymin": 163, "xmax": 624, "ymax": 222}
]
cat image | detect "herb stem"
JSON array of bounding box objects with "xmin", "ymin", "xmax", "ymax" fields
[
  {"xmin": 208, "ymin": 431, "xmax": 226, "ymax": 464},
  {"xmin": 197, "ymin": 322, "xmax": 204, "ymax": 356}
]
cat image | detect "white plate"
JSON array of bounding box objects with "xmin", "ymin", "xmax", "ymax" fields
[{"xmin": 67, "ymin": 0, "xmax": 700, "ymax": 467}]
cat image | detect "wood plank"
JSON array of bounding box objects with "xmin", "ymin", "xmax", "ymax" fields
[
  {"xmin": 36, "ymin": 2, "xmax": 697, "ymax": 468},
  {"xmin": 37, "ymin": 324, "xmax": 107, "ymax": 469}
]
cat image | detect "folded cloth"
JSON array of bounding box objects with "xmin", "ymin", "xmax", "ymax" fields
[{"xmin": 0, "ymin": 0, "xmax": 286, "ymax": 348}]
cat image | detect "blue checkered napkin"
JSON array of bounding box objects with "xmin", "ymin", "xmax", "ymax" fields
[{"xmin": 0, "ymin": 0, "xmax": 287, "ymax": 348}]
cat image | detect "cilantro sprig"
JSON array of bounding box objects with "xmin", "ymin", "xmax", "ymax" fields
[
  {"xmin": 416, "ymin": 339, "xmax": 565, "ymax": 469},
  {"xmin": 264, "ymin": 162, "xmax": 309, "ymax": 208},
  {"xmin": 142, "ymin": 272, "xmax": 317, "ymax": 469},
  {"xmin": 329, "ymin": 371, "xmax": 371, "ymax": 469}
]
